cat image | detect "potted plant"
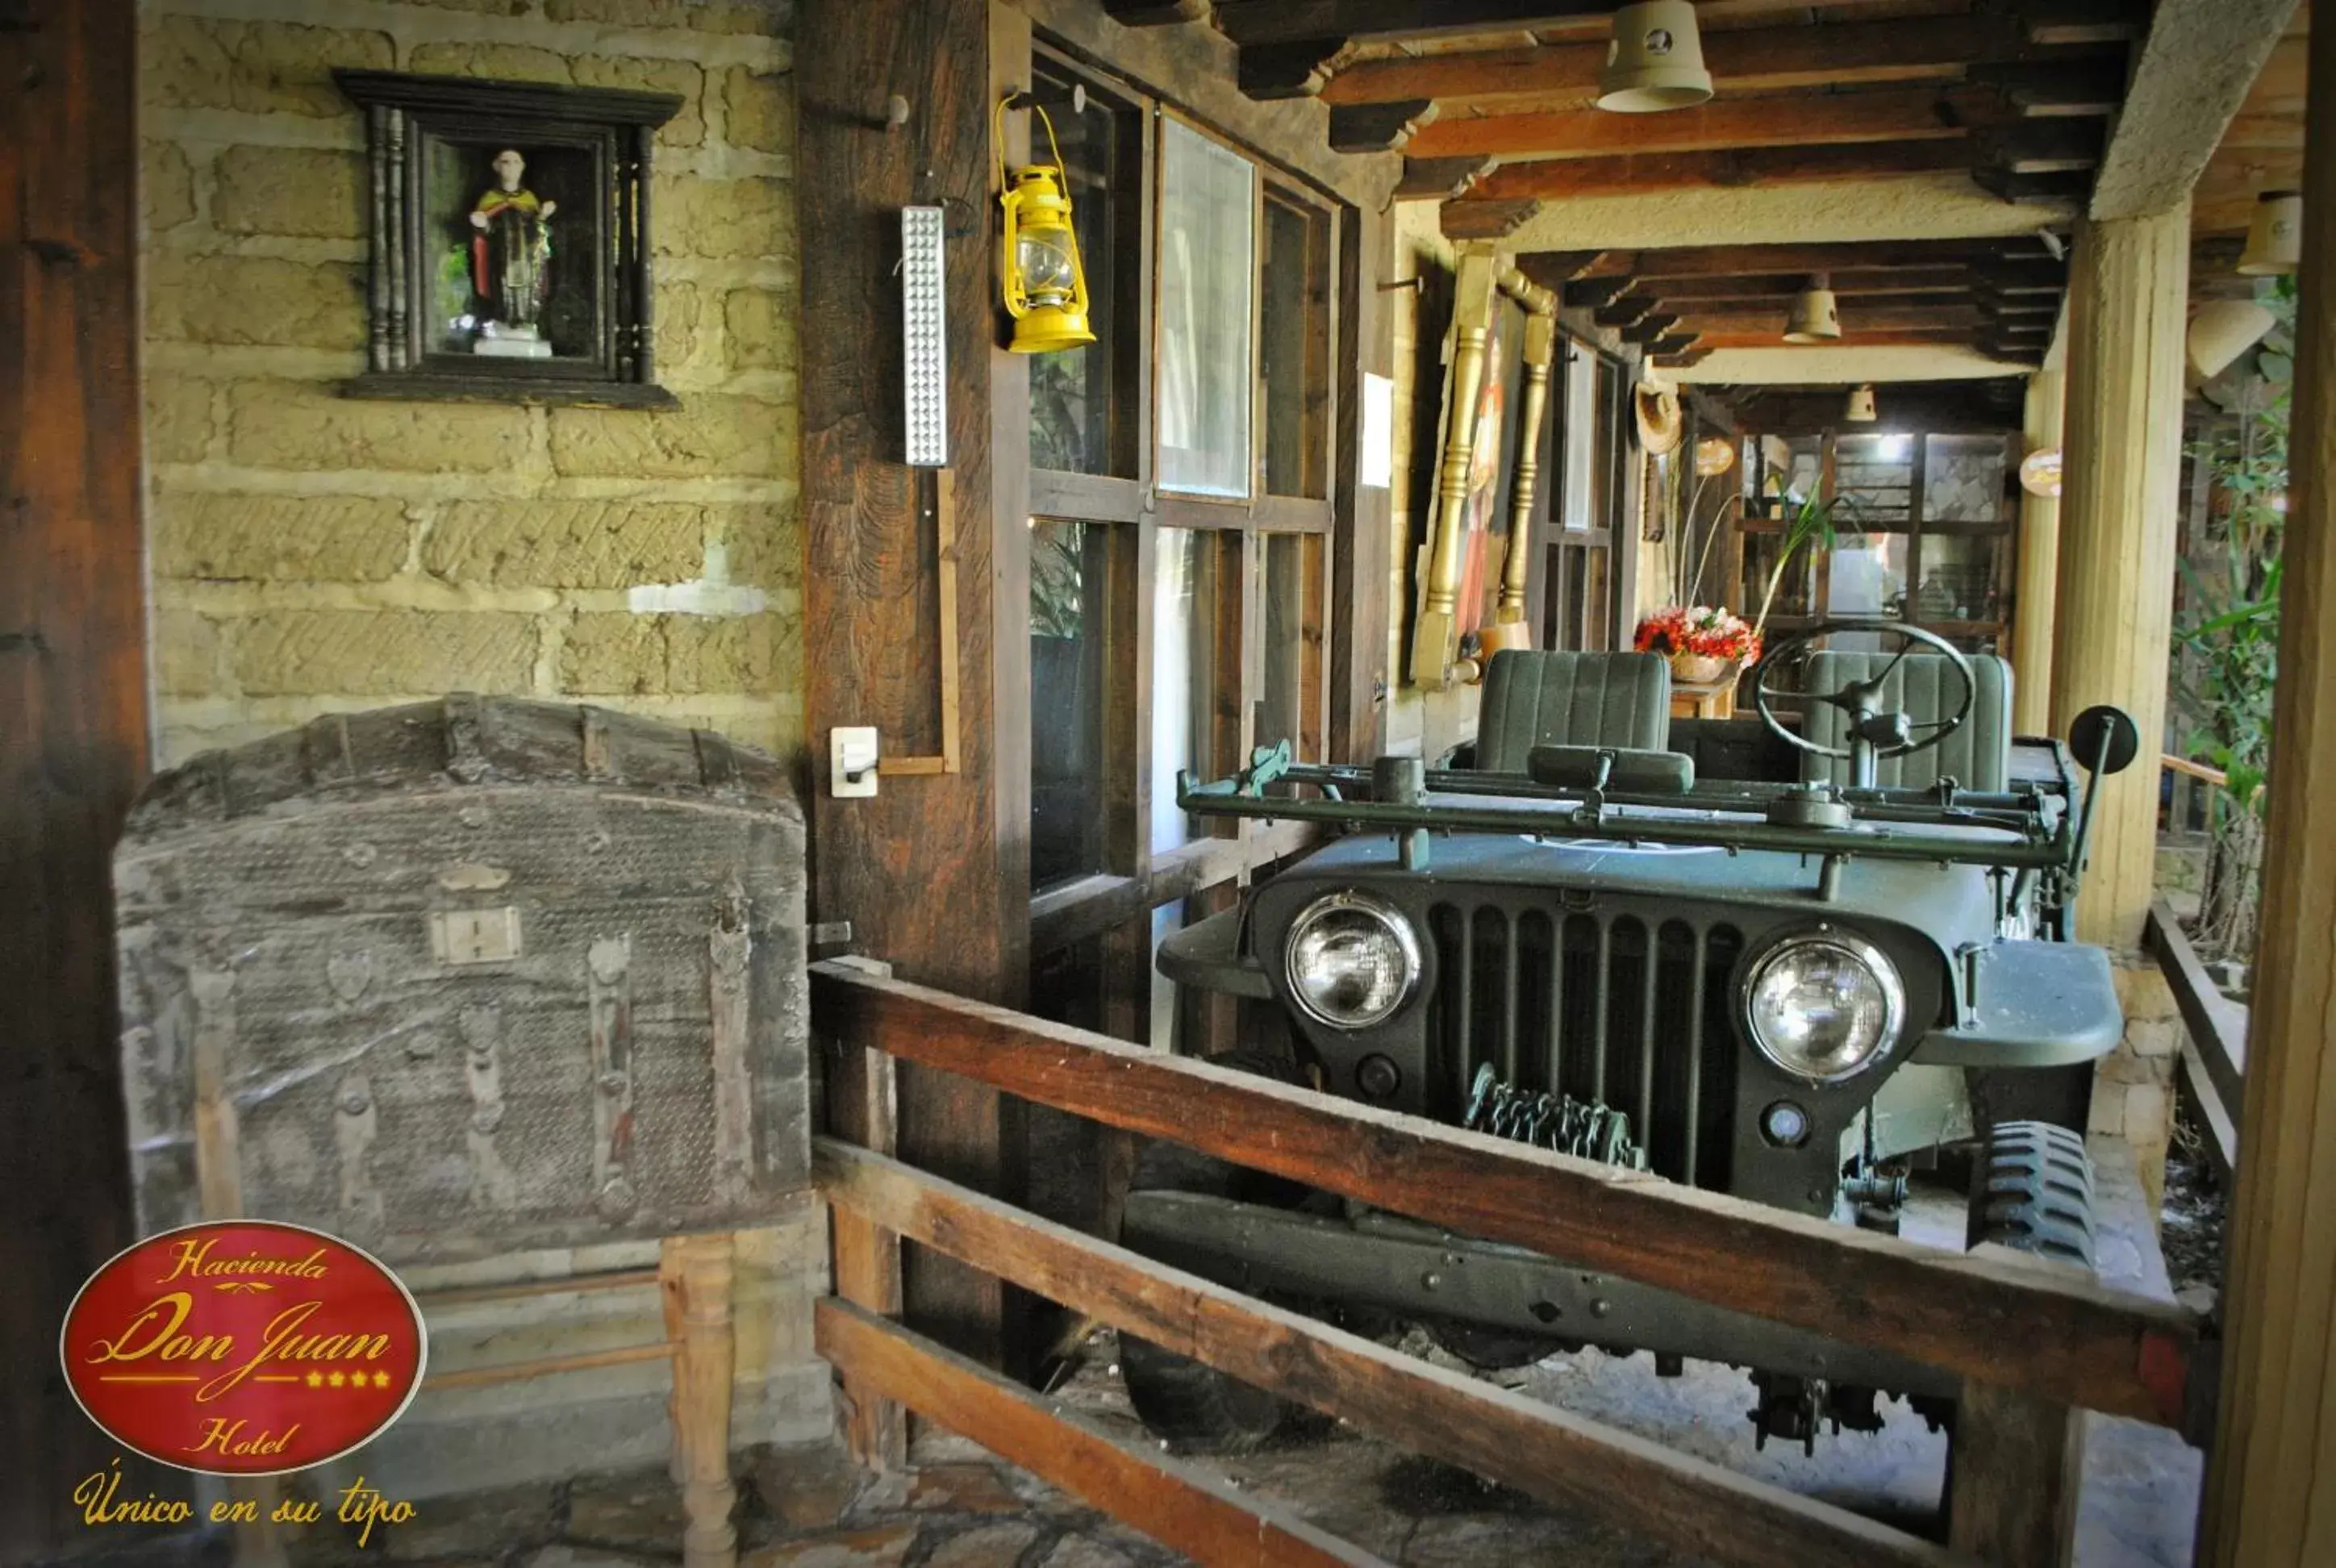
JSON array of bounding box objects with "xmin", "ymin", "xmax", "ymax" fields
[{"xmin": 1633, "ymin": 603, "xmax": 1760, "ymax": 685}]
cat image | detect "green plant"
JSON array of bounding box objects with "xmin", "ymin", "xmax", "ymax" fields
[
  {"xmin": 2172, "ymin": 277, "xmax": 2295, "ymax": 959},
  {"xmin": 1752, "ymin": 488, "xmax": 1846, "ymax": 640}
]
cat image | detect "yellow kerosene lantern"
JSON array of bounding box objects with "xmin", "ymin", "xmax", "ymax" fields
[{"xmin": 998, "ymin": 99, "xmax": 1096, "ymax": 354}]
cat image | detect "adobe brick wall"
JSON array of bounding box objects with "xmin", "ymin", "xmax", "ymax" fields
[
  {"xmin": 137, "ymin": 0, "xmax": 824, "ymax": 1490},
  {"xmin": 141, "ymin": 0, "xmax": 803, "ymax": 778}
]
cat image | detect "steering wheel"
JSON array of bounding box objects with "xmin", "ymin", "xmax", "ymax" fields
[{"xmin": 1753, "ymin": 619, "xmax": 1975, "ymax": 782}]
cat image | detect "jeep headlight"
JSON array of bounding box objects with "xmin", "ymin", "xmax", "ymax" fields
[
  {"xmin": 1742, "ymin": 929, "xmax": 1904, "ymax": 1083},
  {"xmin": 1285, "ymin": 890, "xmax": 1419, "ymax": 1030}
]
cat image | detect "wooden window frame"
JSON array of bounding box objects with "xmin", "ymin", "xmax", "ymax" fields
[
  {"xmin": 1019, "ymin": 40, "xmax": 1349, "ymax": 979},
  {"xmin": 1741, "ymin": 425, "xmax": 2021, "ymax": 650}
]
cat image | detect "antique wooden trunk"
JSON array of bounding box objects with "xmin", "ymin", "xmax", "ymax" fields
[{"xmin": 115, "ymin": 696, "xmax": 808, "ymax": 1266}]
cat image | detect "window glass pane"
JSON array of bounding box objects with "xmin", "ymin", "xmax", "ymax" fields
[
  {"xmin": 1262, "ymin": 198, "xmax": 1324, "ymax": 497},
  {"xmin": 1836, "ymin": 432, "xmax": 1916, "ymax": 528},
  {"xmin": 1149, "ymin": 528, "xmax": 1230, "ymax": 853},
  {"xmin": 1923, "ymin": 435, "xmax": 2009, "ymax": 523},
  {"xmin": 1028, "ymin": 69, "xmax": 1123, "ymax": 475},
  {"xmin": 1259, "ymin": 534, "xmax": 1322, "ymax": 762},
  {"xmin": 1828, "ymin": 531, "xmax": 1909, "ymax": 619},
  {"xmin": 1031, "ymin": 518, "xmax": 1109, "ymax": 891},
  {"xmin": 1914, "ymin": 534, "xmax": 2006, "ymax": 623},
  {"xmin": 1559, "ymin": 345, "xmax": 1597, "ymax": 530},
  {"xmin": 1158, "ymin": 120, "xmax": 1254, "ymax": 498}
]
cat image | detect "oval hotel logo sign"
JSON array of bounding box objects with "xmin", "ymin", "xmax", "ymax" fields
[{"xmin": 60, "ymin": 1220, "xmax": 427, "ymax": 1474}]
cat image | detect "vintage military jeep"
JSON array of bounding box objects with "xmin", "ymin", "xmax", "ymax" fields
[{"xmin": 1122, "ymin": 622, "xmax": 2141, "ymax": 1453}]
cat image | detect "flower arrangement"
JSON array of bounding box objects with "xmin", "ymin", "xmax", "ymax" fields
[{"xmin": 1633, "ymin": 604, "xmax": 1761, "ymax": 669}]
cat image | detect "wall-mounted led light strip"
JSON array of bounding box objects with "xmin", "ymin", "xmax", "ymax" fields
[{"xmin": 901, "ymin": 206, "xmax": 949, "ymax": 468}]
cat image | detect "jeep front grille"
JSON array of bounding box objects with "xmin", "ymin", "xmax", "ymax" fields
[{"xmin": 1424, "ymin": 903, "xmax": 1744, "ymax": 1188}]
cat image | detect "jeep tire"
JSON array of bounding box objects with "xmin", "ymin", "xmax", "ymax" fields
[
  {"xmin": 1966, "ymin": 1119, "xmax": 2097, "ymax": 1268},
  {"xmin": 1116, "ymin": 1052, "xmax": 1307, "ymax": 1453}
]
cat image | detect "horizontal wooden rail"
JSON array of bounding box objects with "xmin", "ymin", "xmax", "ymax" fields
[
  {"xmin": 818, "ymin": 1139, "xmax": 1966, "ymax": 1568},
  {"xmin": 2146, "ymin": 900, "xmax": 2246, "ymax": 1182},
  {"xmin": 423, "ymin": 1339, "xmax": 674, "ymax": 1392},
  {"xmin": 811, "ymin": 961, "xmax": 2201, "ymax": 1429},
  {"xmin": 2161, "ymin": 753, "xmax": 2230, "ymax": 786},
  {"xmin": 815, "ymin": 1297, "xmax": 1386, "ymax": 1568}
]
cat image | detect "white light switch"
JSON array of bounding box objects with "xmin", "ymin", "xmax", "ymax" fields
[{"xmin": 831, "ymin": 726, "xmax": 880, "ymax": 798}]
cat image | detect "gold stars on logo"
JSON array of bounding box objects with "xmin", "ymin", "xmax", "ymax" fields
[
  {"xmin": 327, "ymin": 1371, "xmax": 347, "ymax": 1388},
  {"xmin": 307, "ymin": 1370, "xmax": 324, "ymax": 1389},
  {"xmin": 373, "ymin": 1370, "xmax": 393, "ymax": 1389}
]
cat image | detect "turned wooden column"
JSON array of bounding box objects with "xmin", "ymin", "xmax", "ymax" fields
[
  {"xmin": 2012, "ymin": 367, "xmax": 2065, "ymax": 736},
  {"xmin": 2200, "ymin": 15, "xmax": 2336, "ymax": 1560},
  {"xmin": 2048, "ymin": 206, "xmax": 2190, "ymax": 949},
  {"xmin": 664, "ymin": 1232, "xmax": 739, "ymax": 1568}
]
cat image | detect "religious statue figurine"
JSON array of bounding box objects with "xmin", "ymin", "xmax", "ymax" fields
[{"xmin": 469, "ymin": 148, "xmax": 557, "ymax": 358}]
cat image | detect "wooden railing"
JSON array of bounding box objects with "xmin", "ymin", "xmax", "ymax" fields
[
  {"xmin": 809, "ymin": 957, "xmax": 2208, "ymax": 1568},
  {"xmin": 2160, "ymin": 753, "xmax": 2230, "ymax": 839},
  {"xmin": 2146, "ymin": 899, "xmax": 2247, "ymax": 1182}
]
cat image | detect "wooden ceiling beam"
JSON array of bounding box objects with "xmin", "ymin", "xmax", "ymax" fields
[
  {"xmin": 1979, "ymin": 116, "xmax": 2109, "ymax": 169},
  {"xmin": 1461, "ymin": 137, "xmax": 1973, "ymax": 202},
  {"xmin": 1671, "ymin": 306, "xmax": 1986, "ymax": 335},
  {"xmin": 1971, "ymin": 165, "xmax": 2096, "ymax": 202},
  {"xmin": 1623, "ymin": 240, "xmax": 2050, "ymax": 280},
  {"xmin": 1212, "ymin": 1, "xmax": 1611, "ymax": 48},
  {"xmin": 1322, "ymin": 17, "xmax": 2032, "ymax": 111},
  {"xmin": 1238, "ymin": 40, "xmax": 1346, "ymax": 99},
  {"xmin": 1408, "ymin": 86, "xmax": 1993, "ymax": 161},
  {"xmin": 1328, "ymin": 98, "xmax": 1438, "ymax": 152},
  {"xmin": 1557, "ymin": 275, "xmax": 1634, "ymax": 309},
  {"xmin": 1594, "ymin": 294, "xmax": 1662, "ymax": 329},
  {"xmin": 1100, "ymin": 0, "xmax": 1213, "ymax": 23},
  {"xmin": 1645, "ymin": 334, "xmax": 1701, "ymax": 357},
  {"xmin": 1511, "ymin": 250, "xmax": 1606, "ymax": 291},
  {"xmin": 2017, "ymin": 0, "xmax": 2155, "ymax": 47},
  {"xmin": 1683, "ymin": 328, "xmax": 1987, "ymax": 350},
  {"xmin": 1640, "ymin": 269, "xmax": 1979, "ymax": 302},
  {"xmin": 1395, "ymin": 155, "xmax": 1500, "ymax": 198},
  {"xmin": 1967, "ymin": 56, "xmax": 2130, "ymax": 115},
  {"xmin": 1438, "ymin": 200, "xmax": 1536, "ymax": 240},
  {"xmin": 1621, "ymin": 313, "xmax": 1682, "ymax": 346}
]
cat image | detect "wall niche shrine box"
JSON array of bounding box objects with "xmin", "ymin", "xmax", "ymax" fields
[{"xmin": 336, "ymin": 71, "xmax": 681, "ymax": 408}]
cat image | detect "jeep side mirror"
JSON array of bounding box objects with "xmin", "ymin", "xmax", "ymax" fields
[{"xmin": 2067, "ymin": 706, "xmax": 2141, "ymax": 776}]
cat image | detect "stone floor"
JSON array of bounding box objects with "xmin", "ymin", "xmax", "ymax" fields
[{"xmin": 55, "ymin": 1140, "xmax": 2200, "ymax": 1568}]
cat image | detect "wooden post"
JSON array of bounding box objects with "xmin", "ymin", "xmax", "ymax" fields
[
  {"xmin": 663, "ymin": 1232, "xmax": 738, "ymax": 1568},
  {"xmin": 2047, "ymin": 206, "xmax": 2191, "ymax": 951},
  {"xmin": 2200, "ymin": 12, "xmax": 2336, "ymax": 1561},
  {"xmin": 825, "ymin": 958, "xmax": 907, "ymax": 1470},
  {"xmin": 1948, "ymin": 1245, "xmax": 2084, "ymax": 1567},
  {"xmin": 2011, "ymin": 366, "xmax": 2064, "ymax": 736},
  {"xmin": 0, "ymin": 0, "xmax": 152, "ymax": 1553}
]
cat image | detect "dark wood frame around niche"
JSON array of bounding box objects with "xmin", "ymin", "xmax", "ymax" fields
[{"xmin": 335, "ymin": 70, "xmax": 680, "ymax": 408}]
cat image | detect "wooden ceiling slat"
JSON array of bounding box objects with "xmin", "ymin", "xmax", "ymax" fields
[
  {"xmin": 1407, "ymin": 85, "xmax": 1993, "ymax": 161},
  {"xmin": 1459, "ymin": 137, "xmax": 1972, "ymax": 201}
]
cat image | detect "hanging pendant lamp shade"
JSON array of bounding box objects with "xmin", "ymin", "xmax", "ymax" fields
[
  {"xmin": 1785, "ymin": 276, "xmax": 1842, "ymax": 343},
  {"xmin": 1598, "ymin": 1, "xmax": 1715, "ymax": 113},
  {"xmin": 2187, "ymin": 299, "xmax": 2279, "ymax": 380},
  {"xmin": 2238, "ymin": 190, "xmax": 2303, "ymax": 276},
  {"xmin": 1845, "ymin": 385, "xmax": 1878, "ymax": 423}
]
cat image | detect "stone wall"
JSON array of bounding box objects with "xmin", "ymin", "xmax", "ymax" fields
[
  {"xmin": 143, "ymin": 0, "xmax": 802, "ymax": 774},
  {"xmin": 139, "ymin": 0, "xmax": 824, "ymax": 1491}
]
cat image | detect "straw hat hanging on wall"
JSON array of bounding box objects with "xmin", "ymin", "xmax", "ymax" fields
[{"xmin": 1635, "ymin": 382, "xmax": 1684, "ymax": 453}]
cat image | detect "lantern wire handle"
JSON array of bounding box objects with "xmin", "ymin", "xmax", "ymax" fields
[{"xmin": 995, "ymin": 93, "xmax": 1070, "ymax": 186}]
